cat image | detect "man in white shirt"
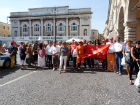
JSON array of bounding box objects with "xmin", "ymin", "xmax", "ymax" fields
[
  {"xmin": 46, "ymin": 41, "xmax": 53, "ymax": 69},
  {"xmin": 107, "ymin": 37, "xmax": 116, "ymax": 72},
  {"xmin": 114, "ymin": 36, "xmax": 124, "ymax": 75},
  {"xmin": 50, "ymin": 42, "xmax": 60, "ymax": 71},
  {"xmin": 57, "ymin": 41, "xmax": 62, "ymax": 50}
]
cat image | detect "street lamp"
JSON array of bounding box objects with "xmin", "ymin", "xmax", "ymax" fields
[{"xmin": 54, "ymin": 7, "xmax": 57, "ymax": 43}]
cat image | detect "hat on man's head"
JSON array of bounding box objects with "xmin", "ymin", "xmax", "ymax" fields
[
  {"xmin": 109, "ymin": 37, "xmax": 113, "ymax": 40},
  {"xmin": 102, "ymin": 39, "xmax": 105, "ymax": 42},
  {"xmin": 11, "ymin": 41, "xmax": 15, "ymax": 45},
  {"xmin": 79, "ymin": 40, "xmax": 83, "ymax": 43},
  {"xmin": 136, "ymin": 41, "xmax": 140, "ymax": 44}
]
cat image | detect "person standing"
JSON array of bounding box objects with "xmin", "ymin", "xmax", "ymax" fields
[
  {"xmin": 123, "ymin": 40, "xmax": 133, "ymax": 84},
  {"xmin": 131, "ymin": 41, "xmax": 140, "ymax": 79},
  {"xmin": 46, "ymin": 41, "xmax": 53, "ymax": 69},
  {"xmin": 51, "ymin": 42, "xmax": 60, "ymax": 71},
  {"xmin": 59, "ymin": 42, "xmax": 69, "ymax": 74},
  {"xmin": 32, "ymin": 42, "xmax": 38, "ymax": 67},
  {"xmin": 76, "ymin": 41, "xmax": 85, "ymax": 71},
  {"xmin": 107, "ymin": 37, "xmax": 116, "ymax": 72},
  {"xmin": 114, "ymin": 36, "xmax": 124, "ymax": 75},
  {"xmin": 102, "ymin": 39, "xmax": 107, "ymax": 70},
  {"xmin": 8, "ymin": 41, "xmax": 16, "ymax": 68},
  {"xmin": 38, "ymin": 43, "xmax": 45, "ymax": 69},
  {"xmin": 12, "ymin": 42, "xmax": 18, "ymax": 65},
  {"xmin": 94, "ymin": 39, "xmax": 101, "ymax": 70},
  {"xmin": 26, "ymin": 44, "xmax": 33, "ymax": 67},
  {"xmin": 72, "ymin": 41, "xmax": 78, "ymax": 69},
  {"xmin": 19, "ymin": 42, "xmax": 26, "ymax": 69}
]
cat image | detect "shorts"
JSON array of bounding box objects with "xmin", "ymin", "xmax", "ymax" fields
[{"xmin": 77, "ymin": 55, "xmax": 84, "ymax": 63}]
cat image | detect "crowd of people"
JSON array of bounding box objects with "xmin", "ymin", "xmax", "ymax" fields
[{"xmin": 0, "ymin": 37, "xmax": 140, "ymax": 85}]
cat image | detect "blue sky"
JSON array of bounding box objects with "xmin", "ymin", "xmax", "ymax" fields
[{"xmin": 0, "ymin": 0, "xmax": 109, "ymax": 34}]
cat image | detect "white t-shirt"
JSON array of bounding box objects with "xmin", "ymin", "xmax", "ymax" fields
[
  {"xmin": 46, "ymin": 45, "xmax": 52, "ymax": 55},
  {"xmin": 107, "ymin": 42, "xmax": 115, "ymax": 53},
  {"xmin": 114, "ymin": 41, "xmax": 124, "ymax": 52},
  {"xmin": 72, "ymin": 49, "xmax": 77, "ymax": 57},
  {"xmin": 57, "ymin": 45, "xmax": 62, "ymax": 52},
  {"xmin": 50, "ymin": 46, "xmax": 59, "ymax": 55}
]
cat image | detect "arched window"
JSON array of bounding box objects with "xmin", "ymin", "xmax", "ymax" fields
[
  {"xmin": 71, "ymin": 23, "xmax": 78, "ymax": 31},
  {"xmin": 84, "ymin": 29, "xmax": 87, "ymax": 36},
  {"xmin": 34, "ymin": 24, "xmax": 40, "ymax": 32},
  {"xmin": 58, "ymin": 23, "xmax": 64, "ymax": 31},
  {"xmin": 23, "ymin": 24, "xmax": 28, "ymax": 32},
  {"xmin": 46, "ymin": 23, "xmax": 52, "ymax": 32}
]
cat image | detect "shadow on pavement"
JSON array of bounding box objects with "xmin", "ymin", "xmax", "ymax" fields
[{"xmin": 0, "ymin": 65, "xmax": 21, "ymax": 78}]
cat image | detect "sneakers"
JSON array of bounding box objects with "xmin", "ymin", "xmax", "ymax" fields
[
  {"xmin": 115, "ymin": 71, "xmax": 122, "ymax": 75},
  {"xmin": 53, "ymin": 68, "xmax": 55, "ymax": 71},
  {"xmin": 116, "ymin": 72, "xmax": 119, "ymax": 74},
  {"xmin": 119, "ymin": 73, "xmax": 122, "ymax": 76}
]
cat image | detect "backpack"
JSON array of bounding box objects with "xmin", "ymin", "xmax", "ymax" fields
[{"xmin": 8, "ymin": 45, "xmax": 15, "ymax": 55}]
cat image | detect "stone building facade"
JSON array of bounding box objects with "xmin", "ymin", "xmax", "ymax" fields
[
  {"xmin": 0, "ymin": 22, "xmax": 10, "ymax": 37},
  {"xmin": 9, "ymin": 6, "xmax": 92, "ymax": 41},
  {"xmin": 104, "ymin": 0, "xmax": 140, "ymax": 42},
  {"xmin": 91, "ymin": 29, "xmax": 100, "ymax": 41}
]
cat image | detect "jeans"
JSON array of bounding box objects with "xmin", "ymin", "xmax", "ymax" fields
[
  {"xmin": 47, "ymin": 55, "xmax": 53, "ymax": 69},
  {"xmin": 115, "ymin": 52, "xmax": 123, "ymax": 73},
  {"xmin": 59, "ymin": 56, "xmax": 67, "ymax": 71},
  {"xmin": 73, "ymin": 57, "xmax": 77, "ymax": 68},
  {"xmin": 84, "ymin": 58, "xmax": 92, "ymax": 68}
]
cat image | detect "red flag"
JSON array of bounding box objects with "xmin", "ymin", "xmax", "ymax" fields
[
  {"xmin": 84, "ymin": 44, "xmax": 110, "ymax": 59},
  {"xmin": 71, "ymin": 44, "xmax": 110, "ymax": 59}
]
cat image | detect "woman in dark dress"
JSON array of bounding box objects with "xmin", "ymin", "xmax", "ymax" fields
[
  {"xmin": 19, "ymin": 43, "xmax": 26, "ymax": 69},
  {"xmin": 131, "ymin": 41, "xmax": 140, "ymax": 84},
  {"xmin": 33, "ymin": 43, "xmax": 38, "ymax": 67}
]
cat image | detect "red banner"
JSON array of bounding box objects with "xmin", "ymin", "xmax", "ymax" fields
[
  {"xmin": 84, "ymin": 44, "xmax": 110, "ymax": 59},
  {"xmin": 71, "ymin": 44, "xmax": 110, "ymax": 59}
]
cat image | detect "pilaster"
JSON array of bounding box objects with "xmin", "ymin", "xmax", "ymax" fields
[{"xmin": 41, "ymin": 19, "xmax": 43, "ymax": 36}]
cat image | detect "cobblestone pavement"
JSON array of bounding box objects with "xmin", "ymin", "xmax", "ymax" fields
[{"xmin": 0, "ymin": 66, "xmax": 140, "ymax": 105}]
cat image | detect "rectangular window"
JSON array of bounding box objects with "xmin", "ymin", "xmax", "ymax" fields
[{"xmin": 3, "ymin": 26, "xmax": 5, "ymax": 29}]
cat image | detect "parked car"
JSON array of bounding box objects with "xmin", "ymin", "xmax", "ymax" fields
[{"xmin": 0, "ymin": 52, "xmax": 11, "ymax": 68}]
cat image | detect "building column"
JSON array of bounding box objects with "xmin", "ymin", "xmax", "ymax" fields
[
  {"xmin": 66, "ymin": 18, "xmax": 68, "ymax": 36},
  {"xmin": 18, "ymin": 20, "xmax": 20, "ymax": 37},
  {"xmin": 124, "ymin": 22, "xmax": 137, "ymax": 41},
  {"xmin": 53, "ymin": 18, "xmax": 56, "ymax": 36},
  {"xmin": 41, "ymin": 19, "xmax": 43, "ymax": 36},
  {"xmin": 79, "ymin": 17, "xmax": 82, "ymax": 36},
  {"xmin": 136, "ymin": 20, "xmax": 140, "ymax": 40},
  {"xmin": 29, "ymin": 19, "xmax": 32, "ymax": 36}
]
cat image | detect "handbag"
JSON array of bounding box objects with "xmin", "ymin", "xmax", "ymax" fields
[
  {"xmin": 121, "ymin": 56, "xmax": 126, "ymax": 66},
  {"xmin": 134, "ymin": 63, "xmax": 140, "ymax": 87}
]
